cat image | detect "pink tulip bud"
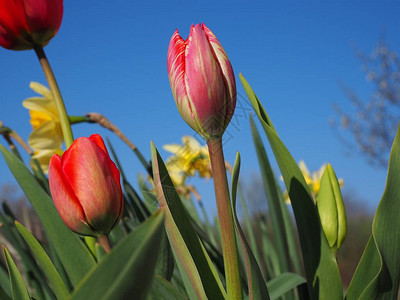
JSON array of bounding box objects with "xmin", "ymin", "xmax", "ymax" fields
[
  {"xmin": 49, "ymin": 134, "xmax": 123, "ymax": 237},
  {"xmin": 167, "ymin": 23, "xmax": 236, "ymax": 140},
  {"xmin": 0, "ymin": 0, "xmax": 63, "ymax": 50}
]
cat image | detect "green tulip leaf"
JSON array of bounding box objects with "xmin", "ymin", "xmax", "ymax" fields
[
  {"xmin": 154, "ymin": 231, "xmax": 175, "ymax": 281},
  {"xmin": 3, "ymin": 246, "xmax": 30, "ymax": 300},
  {"xmin": 70, "ymin": 210, "xmax": 165, "ymax": 300},
  {"xmin": 0, "ymin": 201, "xmax": 57, "ymax": 299},
  {"xmin": 231, "ymin": 152, "xmax": 270, "ymax": 300},
  {"xmin": 266, "ymin": 272, "xmax": 306, "ymax": 300},
  {"xmin": 150, "ymin": 275, "xmax": 188, "ymax": 300},
  {"xmin": 151, "ymin": 142, "xmax": 226, "ymax": 300},
  {"xmin": 0, "ymin": 264, "xmax": 11, "ymax": 299},
  {"xmin": 346, "ymin": 124, "xmax": 400, "ymax": 299},
  {"xmin": 15, "ymin": 222, "xmax": 70, "ymax": 299},
  {"xmin": 250, "ymin": 114, "xmax": 301, "ymax": 275},
  {"xmin": 0, "ymin": 145, "xmax": 96, "ymax": 286},
  {"xmin": 240, "ymin": 74, "xmax": 343, "ymax": 299}
]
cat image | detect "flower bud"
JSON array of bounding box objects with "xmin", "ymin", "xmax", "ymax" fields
[
  {"xmin": 0, "ymin": 0, "xmax": 63, "ymax": 50},
  {"xmin": 49, "ymin": 134, "xmax": 123, "ymax": 237},
  {"xmin": 167, "ymin": 23, "xmax": 236, "ymax": 140},
  {"xmin": 316, "ymin": 164, "xmax": 347, "ymax": 250}
]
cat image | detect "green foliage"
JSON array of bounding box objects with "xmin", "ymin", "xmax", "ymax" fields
[
  {"xmin": 15, "ymin": 222, "xmax": 70, "ymax": 299},
  {"xmin": 231, "ymin": 152, "xmax": 270, "ymax": 299},
  {"xmin": 151, "ymin": 142, "xmax": 226, "ymax": 300},
  {"xmin": 1, "ymin": 57, "xmax": 399, "ymax": 300},
  {"xmin": 3, "ymin": 246, "xmax": 31, "ymax": 300},
  {"xmin": 240, "ymin": 73, "xmax": 343, "ymax": 299},
  {"xmin": 346, "ymin": 124, "xmax": 400, "ymax": 299},
  {"xmin": 70, "ymin": 210, "xmax": 165, "ymax": 300}
]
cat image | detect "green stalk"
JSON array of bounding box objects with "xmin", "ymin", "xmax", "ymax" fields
[
  {"xmin": 69, "ymin": 115, "xmax": 91, "ymax": 125},
  {"xmin": 97, "ymin": 235, "xmax": 112, "ymax": 254},
  {"xmin": 34, "ymin": 46, "xmax": 74, "ymax": 148},
  {"xmin": 207, "ymin": 138, "xmax": 242, "ymax": 300}
]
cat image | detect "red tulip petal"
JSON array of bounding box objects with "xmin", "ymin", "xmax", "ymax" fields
[
  {"xmin": 167, "ymin": 29, "xmax": 189, "ymax": 110},
  {"xmin": 22, "ymin": 0, "xmax": 62, "ymax": 33},
  {"xmin": 49, "ymin": 154, "xmax": 95, "ymax": 236},
  {"xmin": 88, "ymin": 133, "xmax": 109, "ymax": 155},
  {"xmin": 0, "ymin": 0, "xmax": 28, "ymax": 49},
  {"xmin": 185, "ymin": 24, "xmax": 226, "ymax": 129},
  {"xmin": 202, "ymin": 23, "xmax": 236, "ymax": 127},
  {"xmin": 62, "ymin": 137, "xmax": 122, "ymax": 234}
]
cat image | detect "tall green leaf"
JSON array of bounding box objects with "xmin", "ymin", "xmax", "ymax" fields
[
  {"xmin": 151, "ymin": 142, "xmax": 226, "ymax": 300},
  {"xmin": 70, "ymin": 210, "xmax": 165, "ymax": 300},
  {"xmin": 150, "ymin": 275, "xmax": 188, "ymax": 300},
  {"xmin": 250, "ymin": 115, "xmax": 302, "ymax": 275},
  {"xmin": 250, "ymin": 115, "xmax": 294, "ymax": 274},
  {"xmin": 231, "ymin": 152, "xmax": 270, "ymax": 299},
  {"xmin": 240, "ymin": 74, "xmax": 343, "ymax": 299},
  {"xmin": 267, "ymin": 273, "xmax": 306, "ymax": 300},
  {"xmin": 3, "ymin": 246, "xmax": 30, "ymax": 300},
  {"xmin": 0, "ymin": 145, "xmax": 96, "ymax": 286},
  {"xmin": 15, "ymin": 222, "xmax": 70, "ymax": 299},
  {"xmin": 0, "ymin": 264, "xmax": 11, "ymax": 298},
  {"xmin": 346, "ymin": 124, "xmax": 400, "ymax": 299},
  {"xmin": 0, "ymin": 207, "xmax": 54, "ymax": 298}
]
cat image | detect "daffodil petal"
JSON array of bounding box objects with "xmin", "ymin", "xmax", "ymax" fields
[
  {"xmin": 23, "ymin": 97, "xmax": 58, "ymax": 119},
  {"xmin": 31, "ymin": 148, "xmax": 64, "ymax": 173},
  {"xmin": 29, "ymin": 82, "xmax": 53, "ymax": 99},
  {"xmin": 163, "ymin": 144, "xmax": 183, "ymax": 154},
  {"xmin": 28, "ymin": 121, "xmax": 63, "ymax": 150},
  {"xmin": 182, "ymin": 135, "xmax": 202, "ymax": 151}
]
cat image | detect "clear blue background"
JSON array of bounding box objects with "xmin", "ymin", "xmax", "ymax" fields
[{"xmin": 1, "ymin": 1, "xmax": 399, "ymax": 214}]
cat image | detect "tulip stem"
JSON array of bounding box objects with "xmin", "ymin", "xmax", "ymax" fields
[
  {"xmin": 207, "ymin": 138, "xmax": 242, "ymax": 300},
  {"xmin": 34, "ymin": 45, "xmax": 74, "ymax": 148},
  {"xmin": 98, "ymin": 235, "xmax": 112, "ymax": 253}
]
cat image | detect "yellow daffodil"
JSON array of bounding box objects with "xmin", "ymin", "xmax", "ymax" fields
[
  {"xmin": 22, "ymin": 82, "xmax": 63, "ymax": 173},
  {"xmin": 284, "ymin": 160, "xmax": 344, "ymax": 203},
  {"xmin": 298, "ymin": 160, "xmax": 327, "ymax": 196},
  {"xmin": 163, "ymin": 136, "xmax": 212, "ymax": 180},
  {"xmin": 163, "ymin": 136, "xmax": 212, "ymax": 199},
  {"xmin": 31, "ymin": 149, "xmax": 64, "ymax": 173}
]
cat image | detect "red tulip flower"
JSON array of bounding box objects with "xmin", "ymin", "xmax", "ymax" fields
[
  {"xmin": 167, "ymin": 23, "xmax": 236, "ymax": 140},
  {"xmin": 49, "ymin": 134, "xmax": 123, "ymax": 237},
  {"xmin": 0, "ymin": 0, "xmax": 63, "ymax": 50}
]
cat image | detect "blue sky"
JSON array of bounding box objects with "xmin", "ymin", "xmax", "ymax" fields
[{"xmin": 1, "ymin": 1, "xmax": 399, "ymax": 215}]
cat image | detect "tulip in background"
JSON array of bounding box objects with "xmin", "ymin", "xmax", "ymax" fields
[
  {"xmin": 167, "ymin": 23, "xmax": 236, "ymax": 140},
  {"xmin": 0, "ymin": 0, "xmax": 63, "ymax": 50},
  {"xmin": 0, "ymin": 0, "xmax": 74, "ymax": 149},
  {"xmin": 49, "ymin": 134, "xmax": 123, "ymax": 247}
]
